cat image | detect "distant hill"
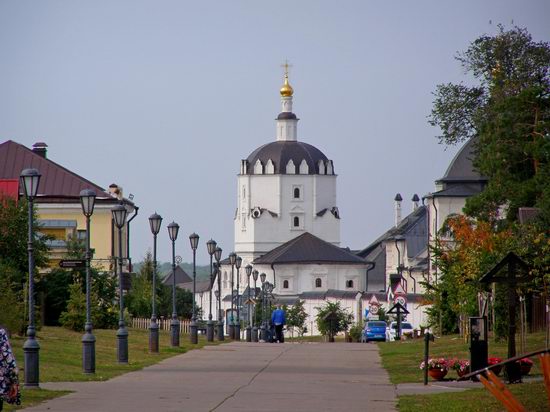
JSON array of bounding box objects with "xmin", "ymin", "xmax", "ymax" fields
[{"xmin": 132, "ymin": 261, "xmax": 212, "ymax": 281}]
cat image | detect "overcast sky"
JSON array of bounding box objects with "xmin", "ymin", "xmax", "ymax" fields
[{"xmin": 1, "ymin": 1, "xmax": 549, "ymax": 264}]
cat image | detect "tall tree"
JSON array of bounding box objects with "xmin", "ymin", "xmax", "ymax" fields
[{"xmin": 429, "ymin": 26, "xmax": 550, "ymax": 223}]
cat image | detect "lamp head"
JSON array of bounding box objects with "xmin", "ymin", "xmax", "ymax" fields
[
  {"xmin": 148, "ymin": 212, "xmax": 163, "ymax": 235},
  {"xmin": 20, "ymin": 168, "xmax": 41, "ymax": 199},
  {"xmin": 167, "ymin": 221, "xmax": 180, "ymax": 241},
  {"xmin": 207, "ymin": 239, "xmax": 217, "ymax": 255},
  {"xmin": 79, "ymin": 189, "xmax": 97, "ymax": 217},
  {"xmin": 111, "ymin": 204, "xmax": 127, "ymax": 229},
  {"xmin": 189, "ymin": 232, "xmax": 199, "ymax": 250}
]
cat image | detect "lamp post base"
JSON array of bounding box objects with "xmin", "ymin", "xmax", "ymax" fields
[
  {"xmin": 23, "ymin": 336, "xmax": 40, "ymax": 387},
  {"xmin": 190, "ymin": 320, "xmax": 198, "ymax": 345},
  {"xmin": 228, "ymin": 323, "xmax": 235, "ymax": 340},
  {"xmin": 206, "ymin": 320, "xmax": 214, "ymax": 342},
  {"xmin": 252, "ymin": 327, "xmax": 259, "ymax": 342},
  {"xmin": 82, "ymin": 331, "xmax": 96, "ymax": 374},
  {"xmin": 217, "ymin": 321, "xmax": 225, "ymax": 341},
  {"xmin": 116, "ymin": 325, "xmax": 129, "ymax": 364},
  {"xmin": 149, "ymin": 319, "xmax": 159, "ymax": 353},
  {"xmin": 170, "ymin": 318, "xmax": 180, "ymax": 347},
  {"xmin": 260, "ymin": 326, "xmax": 266, "ymax": 342},
  {"xmin": 235, "ymin": 324, "xmax": 241, "ymax": 341},
  {"xmin": 246, "ymin": 326, "xmax": 252, "ymax": 342}
]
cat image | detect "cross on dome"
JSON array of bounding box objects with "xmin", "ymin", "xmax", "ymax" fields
[{"xmin": 280, "ymin": 59, "xmax": 294, "ymax": 97}]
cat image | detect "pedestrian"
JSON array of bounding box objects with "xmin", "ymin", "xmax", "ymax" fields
[
  {"xmin": 271, "ymin": 304, "xmax": 286, "ymax": 343},
  {"xmin": 0, "ymin": 327, "xmax": 20, "ymax": 411}
]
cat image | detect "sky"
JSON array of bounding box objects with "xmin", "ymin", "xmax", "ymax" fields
[{"xmin": 1, "ymin": 1, "xmax": 549, "ymax": 264}]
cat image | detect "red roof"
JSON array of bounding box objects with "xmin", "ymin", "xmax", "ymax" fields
[{"xmin": 0, "ymin": 140, "xmax": 113, "ymax": 201}]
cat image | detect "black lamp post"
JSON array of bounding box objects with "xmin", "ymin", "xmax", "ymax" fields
[
  {"xmin": 148, "ymin": 212, "xmax": 162, "ymax": 353},
  {"xmin": 235, "ymin": 256, "xmax": 242, "ymax": 341},
  {"xmin": 252, "ymin": 270, "xmax": 259, "ymax": 342},
  {"xmin": 245, "ymin": 264, "xmax": 253, "ymax": 342},
  {"xmin": 167, "ymin": 222, "xmax": 180, "ymax": 347},
  {"xmin": 228, "ymin": 252, "xmax": 237, "ymax": 339},
  {"xmin": 206, "ymin": 239, "xmax": 217, "ymax": 342},
  {"xmin": 189, "ymin": 232, "xmax": 200, "ymax": 344},
  {"xmin": 214, "ymin": 288, "xmax": 220, "ymax": 338},
  {"xmin": 214, "ymin": 247, "xmax": 224, "ymax": 341},
  {"xmin": 20, "ymin": 168, "xmax": 41, "ymax": 387},
  {"xmin": 260, "ymin": 272, "xmax": 267, "ymax": 342},
  {"xmin": 80, "ymin": 189, "xmax": 96, "ymax": 373},
  {"xmin": 112, "ymin": 203, "xmax": 128, "ymax": 363}
]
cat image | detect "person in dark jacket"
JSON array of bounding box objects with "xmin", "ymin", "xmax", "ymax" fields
[
  {"xmin": 271, "ymin": 305, "xmax": 286, "ymax": 343},
  {"xmin": 0, "ymin": 328, "xmax": 20, "ymax": 410}
]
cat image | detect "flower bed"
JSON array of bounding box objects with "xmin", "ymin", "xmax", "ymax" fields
[
  {"xmin": 517, "ymin": 357, "xmax": 533, "ymax": 375},
  {"xmin": 448, "ymin": 358, "xmax": 470, "ymax": 378},
  {"xmin": 488, "ymin": 357, "xmax": 503, "ymax": 376}
]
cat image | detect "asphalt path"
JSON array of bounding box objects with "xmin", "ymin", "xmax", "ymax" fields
[{"xmin": 26, "ymin": 342, "xmax": 397, "ymax": 412}]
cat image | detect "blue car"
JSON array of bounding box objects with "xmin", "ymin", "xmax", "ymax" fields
[{"xmin": 362, "ymin": 321, "xmax": 387, "ymax": 342}]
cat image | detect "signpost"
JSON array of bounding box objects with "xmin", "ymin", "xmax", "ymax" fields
[
  {"xmin": 59, "ymin": 259, "xmax": 86, "ymax": 269},
  {"xmin": 368, "ymin": 294, "xmax": 381, "ymax": 320}
]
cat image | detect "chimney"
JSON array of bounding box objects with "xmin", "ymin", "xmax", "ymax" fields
[
  {"xmin": 394, "ymin": 193, "xmax": 402, "ymax": 226},
  {"xmin": 412, "ymin": 194, "xmax": 420, "ymax": 211},
  {"xmin": 32, "ymin": 142, "xmax": 48, "ymax": 158}
]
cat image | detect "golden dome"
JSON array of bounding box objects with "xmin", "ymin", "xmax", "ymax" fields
[{"xmin": 280, "ymin": 74, "xmax": 294, "ymax": 97}]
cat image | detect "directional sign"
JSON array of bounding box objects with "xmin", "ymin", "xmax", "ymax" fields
[{"xmin": 59, "ymin": 259, "xmax": 86, "ymax": 269}]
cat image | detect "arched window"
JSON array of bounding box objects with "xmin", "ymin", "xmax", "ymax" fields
[
  {"xmin": 315, "ymin": 278, "xmax": 322, "ymax": 288},
  {"xmin": 224, "ymin": 271, "xmax": 228, "ymax": 280},
  {"xmin": 293, "ymin": 216, "xmax": 300, "ymax": 227},
  {"xmin": 294, "ymin": 187, "xmax": 300, "ymax": 199},
  {"xmin": 283, "ymin": 280, "xmax": 289, "ymax": 289},
  {"xmin": 346, "ymin": 280, "xmax": 354, "ymax": 288}
]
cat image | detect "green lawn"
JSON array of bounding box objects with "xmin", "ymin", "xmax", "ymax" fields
[
  {"xmin": 11, "ymin": 326, "xmax": 219, "ymax": 382},
  {"xmin": 378, "ymin": 331, "xmax": 546, "ymax": 384},
  {"xmin": 6, "ymin": 326, "xmax": 220, "ymax": 410},
  {"xmin": 398, "ymin": 381, "xmax": 549, "ymax": 412},
  {"xmin": 3, "ymin": 389, "xmax": 71, "ymax": 412}
]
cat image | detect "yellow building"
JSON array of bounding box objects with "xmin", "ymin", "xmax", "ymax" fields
[{"xmin": 0, "ymin": 140, "xmax": 138, "ymax": 272}]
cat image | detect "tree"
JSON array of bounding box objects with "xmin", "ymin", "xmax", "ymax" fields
[
  {"xmin": 286, "ymin": 300, "xmax": 308, "ymax": 338},
  {"xmin": 315, "ymin": 301, "xmax": 353, "ymax": 340},
  {"xmin": 59, "ymin": 279, "xmax": 87, "ymax": 332},
  {"xmin": 429, "ymin": 25, "xmax": 550, "ymax": 223}
]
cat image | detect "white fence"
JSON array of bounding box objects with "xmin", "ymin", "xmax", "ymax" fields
[{"xmin": 131, "ymin": 317, "xmax": 192, "ymax": 335}]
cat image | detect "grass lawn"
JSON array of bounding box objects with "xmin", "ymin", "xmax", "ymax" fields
[
  {"xmin": 378, "ymin": 331, "xmax": 546, "ymax": 384},
  {"xmin": 6, "ymin": 326, "xmax": 220, "ymax": 410},
  {"xmin": 3, "ymin": 389, "xmax": 71, "ymax": 412},
  {"xmin": 10, "ymin": 326, "xmax": 219, "ymax": 382},
  {"xmin": 398, "ymin": 381, "xmax": 549, "ymax": 412}
]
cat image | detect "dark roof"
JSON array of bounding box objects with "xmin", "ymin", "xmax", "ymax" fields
[
  {"xmin": 438, "ymin": 138, "xmax": 487, "ymax": 183},
  {"xmin": 253, "ymin": 232, "xmax": 366, "ymax": 265},
  {"xmin": 276, "ymin": 112, "xmax": 298, "ymax": 120},
  {"xmin": 430, "ymin": 183, "xmax": 485, "ymax": 198},
  {"xmin": 245, "ymin": 141, "xmax": 331, "ymax": 175},
  {"xmin": 0, "ymin": 140, "xmax": 116, "ymax": 202},
  {"xmin": 357, "ymin": 206, "xmax": 428, "ymax": 259},
  {"xmin": 162, "ymin": 266, "xmax": 192, "ymax": 286},
  {"xmin": 181, "ymin": 279, "xmax": 213, "ymax": 293}
]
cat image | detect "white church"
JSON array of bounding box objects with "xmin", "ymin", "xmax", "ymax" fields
[{"xmin": 196, "ymin": 68, "xmax": 485, "ymax": 336}]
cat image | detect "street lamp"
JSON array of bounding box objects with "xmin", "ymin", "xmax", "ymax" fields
[
  {"xmin": 206, "ymin": 239, "xmax": 217, "ymax": 342},
  {"xmin": 228, "ymin": 252, "xmax": 237, "ymax": 339},
  {"xmin": 148, "ymin": 212, "xmax": 163, "ymax": 353},
  {"xmin": 20, "ymin": 168, "xmax": 41, "ymax": 387},
  {"xmin": 252, "ymin": 270, "xmax": 259, "ymax": 342},
  {"xmin": 214, "ymin": 288, "xmax": 220, "ymax": 338},
  {"xmin": 167, "ymin": 221, "xmax": 180, "ymax": 347},
  {"xmin": 189, "ymin": 232, "xmax": 200, "ymax": 344},
  {"xmin": 112, "ymin": 203, "xmax": 128, "ymax": 363},
  {"xmin": 215, "ymin": 247, "xmax": 224, "ymax": 341},
  {"xmin": 260, "ymin": 272, "xmax": 266, "ymax": 342},
  {"xmin": 80, "ymin": 189, "xmax": 96, "ymax": 373},
  {"xmin": 235, "ymin": 256, "xmax": 242, "ymax": 341},
  {"xmin": 245, "ymin": 264, "xmax": 253, "ymax": 342}
]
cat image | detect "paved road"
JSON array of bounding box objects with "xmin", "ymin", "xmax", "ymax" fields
[{"xmin": 26, "ymin": 342, "xmax": 396, "ymax": 412}]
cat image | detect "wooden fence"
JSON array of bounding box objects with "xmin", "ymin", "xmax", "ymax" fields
[{"xmin": 131, "ymin": 317, "xmax": 192, "ymax": 335}]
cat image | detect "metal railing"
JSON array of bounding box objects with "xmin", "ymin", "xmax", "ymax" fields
[{"xmin": 131, "ymin": 317, "xmax": 192, "ymax": 335}]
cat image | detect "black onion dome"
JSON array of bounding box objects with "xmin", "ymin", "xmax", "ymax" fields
[{"xmin": 245, "ymin": 141, "xmax": 331, "ymax": 175}]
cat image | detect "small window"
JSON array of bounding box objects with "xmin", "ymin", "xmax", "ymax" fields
[
  {"xmin": 346, "ymin": 280, "xmax": 354, "ymax": 288},
  {"xmin": 315, "ymin": 278, "xmax": 322, "ymax": 288},
  {"xmin": 294, "ymin": 187, "xmax": 300, "ymax": 199},
  {"xmin": 293, "ymin": 216, "xmax": 300, "ymax": 227},
  {"xmin": 224, "ymin": 271, "xmax": 228, "ymax": 281},
  {"xmin": 283, "ymin": 280, "xmax": 289, "ymax": 289}
]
